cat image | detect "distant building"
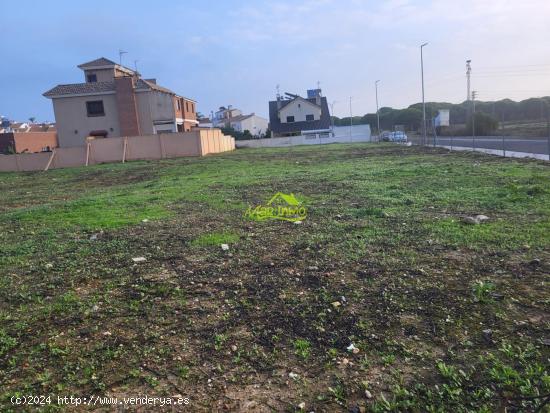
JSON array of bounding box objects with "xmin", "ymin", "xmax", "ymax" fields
[
  {"xmin": 8, "ymin": 122, "xmax": 30, "ymax": 133},
  {"xmin": 213, "ymin": 105, "xmax": 268, "ymax": 137},
  {"xmin": 213, "ymin": 106, "xmax": 242, "ymax": 126},
  {"xmin": 43, "ymin": 57, "xmax": 198, "ymax": 147},
  {"xmin": 228, "ymin": 114, "xmax": 269, "ymax": 137},
  {"xmin": 268, "ymin": 89, "xmax": 331, "ymax": 137},
  {"xmin": 198, "ymin": 117, "xmax": 213, "ymax": 128}
]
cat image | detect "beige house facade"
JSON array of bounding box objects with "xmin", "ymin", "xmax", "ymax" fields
[{"xmin": 44, "ymin": 58, "xmax": 198, "ymax": 147}]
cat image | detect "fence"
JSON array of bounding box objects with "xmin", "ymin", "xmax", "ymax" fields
[
  {"xmin": 411, "ymin": 135, "xmax": 550, "ymax": 161},
  {"xmin": 0, "ymin": 129, "xmax": 235, "ymax": 172}
]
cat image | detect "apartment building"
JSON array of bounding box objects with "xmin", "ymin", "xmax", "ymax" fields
[{"xmin": 43, "ymin": 57, "xmax": 198, "ymax": 147}]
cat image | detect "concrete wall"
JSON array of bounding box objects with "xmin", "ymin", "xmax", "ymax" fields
[
  {"xmin": 136, "ymin": 91, "xmax": 177, "ymax": 134},
  {"xmin": 83, "ymin": 68, "xmax": 115, "ymax": 82},
  {"xmin": 0, "ymin": 130, "xmax": 235, "ymax": 172},
  {"xmin": 235, "ymin": 132, "xmax": 371, "ymax": 149},
  {"xmin": 279, "ymin": 99, "xmax": 321, "ymax": 123},
  {"xmin": 52, "ymin": 94, "xmax": 120, "ymax": 147}
]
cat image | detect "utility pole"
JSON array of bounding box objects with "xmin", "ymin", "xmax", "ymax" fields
[
  {"xmin": 421, "ymin": 43, "xmax": 428, "ymax": 145},
  {"xmin": 375, "ymin": 80, "xmax": 381, "ymax": 142},
  {"xmin": 349, "ymin": 97, "xmax": 353, "ymax": 138},
  {"xmin": 330, "ymin": 101, "xmax": 337, "ymax": 136},
  {"xmin": 466, "ymin": 60, "xmax": 471, "ymax": 104},
  {"xmin": 471, "ymin": 90, "xmax": 477, "ymax": 151}
]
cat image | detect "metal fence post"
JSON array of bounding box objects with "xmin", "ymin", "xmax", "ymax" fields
[{"xmin": 502, "ymin": 135, "xmax": 506, "ymax": 158}]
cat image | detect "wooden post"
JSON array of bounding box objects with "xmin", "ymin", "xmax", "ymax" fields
[
  {"xmin": 44, "ymin": 148, "xmax": 57, "ymax": 171},
  {"xmin": 122, "ymin": 137, "xmax": 128, "ymax": 163},
  {"xmin": 85, "ymin": 142, "xmax": 91, "ymax": 166},
  {"xmin": 14, "ymin": 153, "xmax": 21, "ymax": 172},
  {"xmin": 159, "ymin": 134, "xmax": 165, "ymax": 159}
]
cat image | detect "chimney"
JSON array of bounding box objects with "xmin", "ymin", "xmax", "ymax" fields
[{"xmin": 115, "ymin": 76, "xmax": 141, "ymax": 136}]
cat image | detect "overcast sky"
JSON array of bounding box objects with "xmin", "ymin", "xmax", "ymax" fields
[{"xmin": 2, "ymin": 0, "xmax": 550, "ymax": 122}]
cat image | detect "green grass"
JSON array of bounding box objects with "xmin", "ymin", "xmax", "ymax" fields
[
  {"xmin": 0, "ymin": 143, "xmax": 548, "ymax": 412},
  {"xmin": 191, "ymin": 231, "xmax": 240, "ymax": 247}
]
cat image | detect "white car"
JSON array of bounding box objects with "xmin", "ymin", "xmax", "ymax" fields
[{"xmin": 389, "ymin": 131, "xmax": 408, "ymax": 142}]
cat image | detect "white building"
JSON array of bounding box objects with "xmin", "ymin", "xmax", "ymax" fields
[
  {"xmin": 212, "ymin": 105, "xmax": 268, "ymax": 137},
  {"xmin": 229, "ymin": 114, "xmax": 269, "ymax": 137}
]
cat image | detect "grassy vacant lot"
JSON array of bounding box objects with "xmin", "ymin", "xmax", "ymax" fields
[{"xmin": 0, "ymin": 144, "xmax": 549, "ymax": 412}]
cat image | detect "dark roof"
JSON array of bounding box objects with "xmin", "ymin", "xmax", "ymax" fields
[
  {"xmin": 43, "ymin": 81, "xmax": 116, "ymax": 97},
  {"xmin": 269, "ymin": 96, "xmax": 331, "ymax": 134},
  {"xmin": 228, "ymin": 114, "xmax": 256, "ymax": 123},
  {"xmin": 44, "ymin": 78, "xmax": 179, "ymax": 98},
  {"xmin": 77, "ymin": 57, "xmax": 118, "ymax": 68}
]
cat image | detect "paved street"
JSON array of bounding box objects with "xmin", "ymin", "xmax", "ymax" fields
[{"xmin": 410, "ymin": 136, "xmax": 550, "ymax": 155}]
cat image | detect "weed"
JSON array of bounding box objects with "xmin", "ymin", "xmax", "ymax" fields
[
  {"xmin": 472, "ymin": 280, "xmax": 496, "ymax": 303},
  {"xmin": 294, "ymin": 339, "xmax": 311, "ymax": 359}
]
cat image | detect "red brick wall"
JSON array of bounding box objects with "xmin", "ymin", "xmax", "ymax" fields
[
  {"xmin": 14, "ymin": 132, "xmax": 58, "ymax": 153},
  {"xmin": 115, "ymin": 77, "xmax": 141, "ymax": 137}
]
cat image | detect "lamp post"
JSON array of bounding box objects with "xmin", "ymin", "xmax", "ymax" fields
[
  {"xmin": 349, "ymin": 97, "xmax": 353, "ymax": 138},
  {"xmin": 375, "ymin": 80, "xmax": 381, "ymax": 142},
  {"xmin": 330, "ymin": 100, "xmax": 337, "ymax": 136},
  {"xmin": 420, "ymin": 42, "xmax": 428, "ymax": 145}
]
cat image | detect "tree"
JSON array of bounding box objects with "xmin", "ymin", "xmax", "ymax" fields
[
  {"xmin": 467, "ymin": 112, "xmax": 498, "ymax": 136},
  {"xmin": 28, "ymin": 117, "xmax": 36, "ymax": 124}
]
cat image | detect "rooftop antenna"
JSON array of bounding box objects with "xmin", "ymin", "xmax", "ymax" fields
[
  {"xmin": 118, "ymin": 49, "xmax": 127, "ymax": 66},
  {"xmin": 134, "ymin": 60, "xmax": 139, "ymax": 75},
  {"xmin": 276, "ymin": 84, "xmax": 281, "ymax": 100},
  {"xmin": 317, "ymin": 80, "xmax": 321, "ymax": 94}
]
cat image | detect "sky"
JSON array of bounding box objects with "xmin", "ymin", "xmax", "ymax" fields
[{"xmin": 2, "ymin": 0, "xmax": 550, "ymax": 122}]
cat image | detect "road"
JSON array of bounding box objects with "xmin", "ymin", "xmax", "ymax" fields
[{"xmin": 410, "ymin": 136, "xmax": 550, "ymax": 155}]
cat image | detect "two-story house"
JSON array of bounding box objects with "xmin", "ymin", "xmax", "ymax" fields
[
  {"xmin": 43, "ymin": 57, "xmax": 198, "ymax": 147},
  {"xmin": 268, "ymin": 89, "xmax": 331, "ymax": 138}
]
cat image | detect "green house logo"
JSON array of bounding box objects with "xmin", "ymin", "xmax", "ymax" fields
[{"xmin": 245, "ymin": 192, "xmax": 307, "ymax": 222}]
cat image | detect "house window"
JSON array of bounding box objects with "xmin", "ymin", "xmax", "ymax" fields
[
  {"xmin": 186, "ymin": 101, "xmax": 189, "ymax": 112},
  {"xmin": 176, "ymin": 100, "xmax": 181, "ymax": 110},
  {"xmin": 286, "ymin": 116, "xmax": 295, "ymax": 123},
  {"xmin": 86, "ymin": 101, "xmax": 105, "ymax": 117},
  {"xmin": 87, "ymin": 74, "xmax": 97, "ymax": 83},
  {"xmin": 306, "ymin": 114, "xmax": 314, "ymax": 121}
]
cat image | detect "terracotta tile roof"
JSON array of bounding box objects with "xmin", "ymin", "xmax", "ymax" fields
[
  {"xmin": 43, "ymin": 81, "xmax": 116, "ymax": 97},
  {"xmin": 77, "ymin": 57, "xmax": 117, "ymax": 68}
]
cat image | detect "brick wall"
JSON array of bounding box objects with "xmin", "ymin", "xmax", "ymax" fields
[
  {"xmin": 115, "ymin": 77, "xmax": 141, "ymax": 137},
  {"xmin": 14, "ymin": 132, "xmax": 58, "ymax": 153}
]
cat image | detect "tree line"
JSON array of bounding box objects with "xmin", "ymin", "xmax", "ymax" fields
[{"xmin": 332, "ymin": 96, "xmax": 550, "ymax": 133}]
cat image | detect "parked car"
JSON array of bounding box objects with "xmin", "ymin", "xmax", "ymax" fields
[
  {"xmin": 380, "ymin": 131, "xmax": 391, "ymax": 141},
  {"xmin": 389, "ymin": 131, "xmax": 408, "ymax": 142}
]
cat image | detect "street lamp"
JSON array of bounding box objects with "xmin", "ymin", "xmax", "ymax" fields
[
  {"xmin": 349, "ymin": 96, "xmax": 353, "ymax": 138},
  {"xmin": 420, "ymin": 42, "xmax": 428, "ymax": 145},
  {"xmin": 375, "ymin": 80, "xmax": 381, "ymax": 142},
  {"xmin": 330, "ymin": 100, "xmax": 337, "ymax": 136}
]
